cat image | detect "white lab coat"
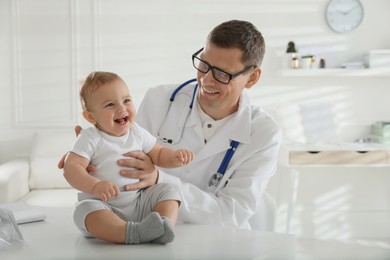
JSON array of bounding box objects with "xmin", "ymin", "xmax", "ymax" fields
[{"xmin": 136, "ymin": 82, "xmax": 281, "ymax": 229}]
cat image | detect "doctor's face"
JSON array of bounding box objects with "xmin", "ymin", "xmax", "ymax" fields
[{"xmin": 196, "ymin": 43, "xmax": 259, "ymax": 120}]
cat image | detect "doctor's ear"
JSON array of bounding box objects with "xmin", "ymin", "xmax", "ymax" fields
[
  {"xmin": 245, "ymin": 67, "xmax": 261, "ymax": 89},
  {"xmin": 82, "ymin": 111, "xmax": 97, "ymax": 125}
]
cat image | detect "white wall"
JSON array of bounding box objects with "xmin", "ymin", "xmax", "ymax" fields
[
  {"xmin": 0, "ymin": 0, "xmax": 389, "ymax": 239},
  {"xmin": 1, "ymin": 0, "xmax": 389, "ymax": 162}
]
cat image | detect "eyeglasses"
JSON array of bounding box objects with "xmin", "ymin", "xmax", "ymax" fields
[{"xmin": 192, "ymin": 47, "xmax": 256, "ymax": 84}]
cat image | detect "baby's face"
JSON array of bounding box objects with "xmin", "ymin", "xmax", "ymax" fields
[{"xmin": 86, "ymin": 78, "xmax": 136, "ymax": 137}]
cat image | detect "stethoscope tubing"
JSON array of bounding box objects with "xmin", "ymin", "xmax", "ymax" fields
[
  {"xmin": 169, "ymin": 78, "xmax": 197, "ymax": 102},
  {"xmin": 160, "ymin": 78, "xmax": 240, "ymax": 187}
]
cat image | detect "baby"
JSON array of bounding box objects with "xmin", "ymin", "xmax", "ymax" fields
[{"xmin": 63, "ymin": 71, "xmax": 194, "ymax": 244}]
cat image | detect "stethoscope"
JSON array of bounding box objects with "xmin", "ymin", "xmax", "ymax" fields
[
  {"xmin": 157, "ymin": 78, "xmax": 240, "ymax": 187},
  {"xmin": 157, "ymin": 78, "xmax": 198, "ymax": 145}
]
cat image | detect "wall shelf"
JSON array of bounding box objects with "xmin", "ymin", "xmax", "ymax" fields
[{"xmin": 280, "ymin": 68, "xmax": 390, "ymax": 77}]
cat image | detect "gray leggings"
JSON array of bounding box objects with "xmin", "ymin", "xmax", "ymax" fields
[{"xmin": 73, "ymin": 183, "xmax": 181, "ymax": 236}]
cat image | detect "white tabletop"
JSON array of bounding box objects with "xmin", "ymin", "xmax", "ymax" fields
[{"xmin": 1, "ymin": 207, "xmax": 295, "ymax": 260}]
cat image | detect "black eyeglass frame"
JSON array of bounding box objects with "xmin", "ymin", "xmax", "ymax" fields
[{"xmin": 192, "ymin": 47, "xmax": 256, "ymax": 84}]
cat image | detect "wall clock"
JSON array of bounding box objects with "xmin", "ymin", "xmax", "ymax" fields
[{"xmin": 326, "ymin": 0, "xmax": 364, "ymax": 33}]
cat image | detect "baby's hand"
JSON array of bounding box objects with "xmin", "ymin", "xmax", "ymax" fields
[
  {"xmin": 173, "ymin": 149, "xmax": 195, "ymax": 166},
  {"xmin": 92, "ymin": 181, "xmax": 120, "ymax": 201}
]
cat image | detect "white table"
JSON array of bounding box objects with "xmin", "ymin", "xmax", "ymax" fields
[
  {"xmin": 1, "ymin": 207, "xmax": 295, "ymax": 260},
  {"xmin": 278, "ymin": 142, "xmax": 390, "ymax": 233}
]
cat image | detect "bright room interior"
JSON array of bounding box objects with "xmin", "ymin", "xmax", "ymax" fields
[{"xmin": 0, "ymin": 0, "xmax": 389, "ymax": 259}]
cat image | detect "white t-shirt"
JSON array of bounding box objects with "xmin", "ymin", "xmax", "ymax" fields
[
  {"xmin": 198, "ymin": 104, "xmax": 235, "ymax": 143},
  {"xmin": 71, "ymin": 123, "xmax": 156, "ymax": 203}
]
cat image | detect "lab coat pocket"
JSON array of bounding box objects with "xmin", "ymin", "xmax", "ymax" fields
[{"xmin": 205, "ymin": 153, "xmax": 226, "ymax": 192}]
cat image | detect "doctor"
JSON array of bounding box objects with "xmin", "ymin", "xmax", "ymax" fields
[
  {"xmin": 60, "ymin": 20, "xmax": 281, "ymax": 229},
  {"xmin": 117, "ymin": 20, "xmax": 282, "ymax": 229}
]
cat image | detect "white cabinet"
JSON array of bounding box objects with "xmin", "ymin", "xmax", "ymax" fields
[
  {"xmin": 275, "ymin": 143, "xmax": 390, "ymax": 239},
  {"xmin": 280, "ymin": 68, "xmax": 390, "ymax": 77}
]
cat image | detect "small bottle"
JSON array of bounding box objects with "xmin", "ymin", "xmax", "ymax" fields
[
  {"xmin": 290, "ymin": 54, "xmax": 300, "ymax": 69},
  {"xmin": 311, "ymin": 56, "xmax": 316, "ymax": 69},
  {"xmin": 319, "ymin": 58, "xmax": 326, "ymax": 69}
]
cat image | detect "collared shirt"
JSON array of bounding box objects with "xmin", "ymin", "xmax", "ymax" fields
[{"xmin": 197, "ymin": 103, "xmax": 235, "ymax": 144}]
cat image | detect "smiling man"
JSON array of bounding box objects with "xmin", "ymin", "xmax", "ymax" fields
[{"xmin": 64, "ymin": 20, "xmax": 282, "ymax": 230}]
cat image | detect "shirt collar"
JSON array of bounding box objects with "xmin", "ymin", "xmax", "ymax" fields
[{"xmin": 189, "ymin": 89, "xmax": 252, "ymax": 145}]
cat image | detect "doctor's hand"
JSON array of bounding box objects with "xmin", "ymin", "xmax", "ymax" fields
[
  {"xmin": 57, "ymin": 125, "xmax": 96, "ymax": 173},
  {"xmin": 118, "ymin": 151, "xmax": 158, "ymax": 191}
]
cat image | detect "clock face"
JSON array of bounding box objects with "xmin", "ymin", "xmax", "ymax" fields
[{"xmin": 326, "ymin": 0, "xmax": 364, "ymax": 33}]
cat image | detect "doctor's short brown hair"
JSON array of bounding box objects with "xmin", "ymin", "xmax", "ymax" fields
[{"xmin": 207, "ymin": 20, "xmax": 265, "ymax": 67}]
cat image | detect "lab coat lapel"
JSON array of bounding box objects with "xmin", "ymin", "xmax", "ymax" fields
[
  {"xmin": 195, "ymin": 129, "xmax": 231, "ymax": 162},
  {"xmin": 229, "ymin": 91, "xmax": 252, "ymax": 144},
  {"xmin": 186, "ymin": 96, "xmax": 203, "ymax": 142},
  {"xmin": 192, "ymin": 91, "xmax": 253, "ymax": 162}
]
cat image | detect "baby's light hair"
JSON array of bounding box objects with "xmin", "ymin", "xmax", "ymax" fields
[{"xmin": 80, "ymin": 71, "xmax": 121, "ymax": 110}]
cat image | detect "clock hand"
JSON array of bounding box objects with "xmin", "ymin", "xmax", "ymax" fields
[
  {"xmin": 344, "ymin": 5, "xmax": 359, "ymax": 14},
  {"xmin": 335, "ymin": 6, "xmax": 359, "ymax": 15},
  {"xmin": 335, "ymin": 10, "xmax": 347, "ymax": 15},
  {"xmin": 335, "ymin": 9, "xmax": 350, "ymax": 15}
]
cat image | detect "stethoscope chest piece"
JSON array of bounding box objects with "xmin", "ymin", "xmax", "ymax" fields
[
  {"xmin": 208, "ymin": 140, "xmax": 239, "ymax": 187},
  {"xmin": 208, "ymin": 172, "xmax": 223, "ymax": 187}
]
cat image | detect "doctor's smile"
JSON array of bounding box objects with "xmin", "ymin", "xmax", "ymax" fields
[{"xmin": 200, "ymin": 85, "xmax": 220, "ymax": 95}]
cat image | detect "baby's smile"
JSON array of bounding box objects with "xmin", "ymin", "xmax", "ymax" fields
[{"xmin": 114, "ymin": 116, "xmax": 128, "ymax": 125}]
